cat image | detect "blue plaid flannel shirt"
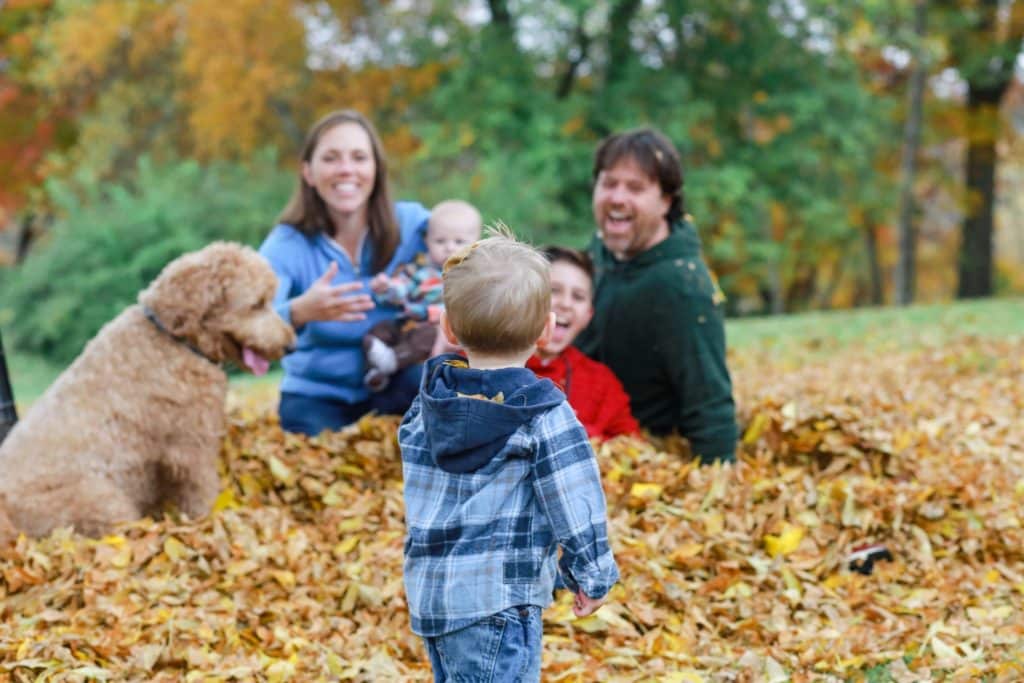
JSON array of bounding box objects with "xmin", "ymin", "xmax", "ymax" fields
[{"xmin": 400, "ymin": 397, "xmax": 620, "ymax": 637}]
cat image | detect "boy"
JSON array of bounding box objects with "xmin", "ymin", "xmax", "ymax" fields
[
  {"xmin": 527, "ymin": 246, "xmax": 640, "ymax": 440},
  {"xmin": 399, "ymin": 229, "xmax": 620, "ymax": 682},
  {"xmin": 363, "ymin": 199, "xmax": 482, "ymax": 390}
]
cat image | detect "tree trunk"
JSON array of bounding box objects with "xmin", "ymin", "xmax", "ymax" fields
[
  {"xmin": 15, "ymin": 213, "xmax": 37, "ymax": 264},
  {"xmin": 863, "ymin": 222, "xmax": 884, "ymax": 306},
  {"xmin": 895, "ymin": 0, "xmax": 927, "ymax": 305},
  {"xmin": 957, "ymin": 84, "xmax": 1003, "ymax": 298},
  {"xmin": 0, "ymin": 331, "xmax": 18, "ymax": 445},
  {"xmin": 950, "ymin": 0, "xmax": 1021, "ymax": 298},
  {"xmin": 486, "ymin": 0, "xmax": 513, "ymax": 34},
  {"xmin": 556, "ymin": 11, "xmax": 591, "ymax": 99},
  {"xmin": 605, "ymin": 0, "xmax": 643, "ymax": 90}
]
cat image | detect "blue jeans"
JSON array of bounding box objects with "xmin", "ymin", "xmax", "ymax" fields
[
  {"xmin": 278, "ymin": 364, "xmax": 422, "ymax": 435},
  {"xmin": 424, "ymin": 606, "xmax": 542, "ymax": 683}
]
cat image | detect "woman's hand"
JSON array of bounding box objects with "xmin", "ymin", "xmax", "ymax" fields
[{"xmin": 290, "ymin": 262, "xmax": 375, "ymax": 328}]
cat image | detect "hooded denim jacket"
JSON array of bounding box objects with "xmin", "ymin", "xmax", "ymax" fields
[{"xmin": 400, "ymin": 354, "xmax": 620, "ymax": 637}]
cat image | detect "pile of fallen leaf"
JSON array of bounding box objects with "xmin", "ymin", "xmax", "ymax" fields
[{"xmin": 2, "ymin": 334, "xmax": 1024, "ymax": 682}]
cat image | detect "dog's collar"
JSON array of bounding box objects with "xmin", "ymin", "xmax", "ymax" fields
[{"xmin": 142, "ymin": 306, "xmax": 220, "ymax": 367}]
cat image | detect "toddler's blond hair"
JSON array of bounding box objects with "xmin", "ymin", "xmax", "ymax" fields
[{"xmin": 442, "ymin": 225, "xmax": 550, "ymax": 354}]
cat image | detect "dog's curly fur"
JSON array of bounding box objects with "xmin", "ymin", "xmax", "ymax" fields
[{"xmin": 0, "ymin": 242, "xmax": 295, "ymax": 543}]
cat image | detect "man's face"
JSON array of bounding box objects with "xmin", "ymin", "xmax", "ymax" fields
[{"xmin": 592, "ymin": 156, "xmax": 671, "ymax": 260}]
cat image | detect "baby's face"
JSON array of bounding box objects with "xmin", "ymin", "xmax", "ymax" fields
[{"xmin": 426, "ymin": 219, "xmax": 481, "ymax": 267}]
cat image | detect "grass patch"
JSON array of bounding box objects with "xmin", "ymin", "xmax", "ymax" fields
[
  {"xmin": 726, "ymin": 296, "xmax": 1024, "ymax": 357},
  {"xmin": 4, "ymin": 349, "xmax": 63, "ymax": 411}
]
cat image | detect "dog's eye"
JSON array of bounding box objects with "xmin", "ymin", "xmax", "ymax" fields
[{"xmin": 253, "ymin": 299, "xmax": 266, "ymax": 310}]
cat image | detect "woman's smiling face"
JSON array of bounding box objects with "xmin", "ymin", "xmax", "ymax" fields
[
  {"xmin": 538, "ymin": 260, "xmax": 594, "ymax": 360},
  {"xmin": 302, "ymin": 121, "xmax": 377, "ymax": 225}
]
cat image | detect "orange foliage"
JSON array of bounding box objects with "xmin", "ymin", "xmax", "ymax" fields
[{"xmin": 180, "ymin": 0, "xmax": 306, "ymax": 160}]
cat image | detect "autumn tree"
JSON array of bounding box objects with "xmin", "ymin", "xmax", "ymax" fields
[{"xmin": 935, "ymin": 0, "xmax": 1024, "ymax": 298}]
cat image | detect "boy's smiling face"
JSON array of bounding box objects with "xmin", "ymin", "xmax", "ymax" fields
[{"xmin": 539, "ymin": 260, "xmax": 594, "ymax": 360}]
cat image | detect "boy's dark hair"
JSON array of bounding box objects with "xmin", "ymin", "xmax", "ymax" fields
[
  {"xmin": 592, "ymin": 128, "xmax": 684, "ymax": 223},
  {"xmin": 542, "ymin": 246, "xmax": 594, "ymax": 280}
]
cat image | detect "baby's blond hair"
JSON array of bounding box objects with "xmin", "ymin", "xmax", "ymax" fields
[{"xmin": 442, "ymin": 225, "xmax": 551, "ymax": 354}]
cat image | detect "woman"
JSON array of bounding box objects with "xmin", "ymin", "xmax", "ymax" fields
[
  {"xmin": 259, "ymin": 110, "xmax": 430, "ymax": 435},
  {"xmin": 527, "ymin": 246, "xmax": 639, "ymax": 440}
]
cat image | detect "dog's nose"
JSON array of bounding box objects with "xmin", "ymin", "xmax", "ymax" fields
[{"xmin": 284, "ymin": 343, "xmax": 296, "ymax": 355}]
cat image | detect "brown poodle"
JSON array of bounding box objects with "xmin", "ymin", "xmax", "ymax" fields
[{"xmin": 0, "ymin": 242, "xmax": 295, "ymax": 543}]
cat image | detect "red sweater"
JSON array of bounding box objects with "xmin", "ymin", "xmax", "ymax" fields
[{"xmin": 527, "ymin": 346, "xmax": 640, "ymax": 440}]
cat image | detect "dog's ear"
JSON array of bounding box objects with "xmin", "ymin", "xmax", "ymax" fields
[{"xmin": 138, "ymin": 243, "xmax": 237, "ymax": 345}]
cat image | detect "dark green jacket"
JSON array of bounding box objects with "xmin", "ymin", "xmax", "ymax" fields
[{"xmin": 576, "ymin": 219, "xmax": 738, "ymax": 462}]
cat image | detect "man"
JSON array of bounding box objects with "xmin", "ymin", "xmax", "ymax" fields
[{"xmin": 575, "ymin": 128, "xmax": 738, "ymax": 463}]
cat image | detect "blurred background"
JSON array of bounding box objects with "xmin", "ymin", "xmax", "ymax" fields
[{"xmin": 1, "ymin": 0, "xmax": 1023, "ymax": 371}]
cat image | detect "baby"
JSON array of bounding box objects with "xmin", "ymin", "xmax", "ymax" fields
[{"xmin": 363, "ymin": 199, "xmax": 482, "ymax": 391}]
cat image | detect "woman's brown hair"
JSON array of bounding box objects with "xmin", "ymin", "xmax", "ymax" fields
[{"xmin": 278, "ymin": 110, "xmax": 398, "ymax": 273}]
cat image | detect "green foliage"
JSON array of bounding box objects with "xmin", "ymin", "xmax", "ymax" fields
[
  {"xmin": 394, "ymin": 1, "xmax": 893, "ymax": 304},
  {"xmin": 0, "ymin": 152, "xmax": 293, "ymax": 363}
]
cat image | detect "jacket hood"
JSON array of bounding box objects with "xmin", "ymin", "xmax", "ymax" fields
[{"xmin": 419, "ymin": 353, "xmax": 565, "ymax": 474}]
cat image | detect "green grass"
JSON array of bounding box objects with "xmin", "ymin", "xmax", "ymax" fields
[
  {"xmin": 726, "ymin": 296, "xmax": 1024, "ymax": 356},
  {"xmin": 4, "ymin": 296, "xmax": 1022, "ymax": 409}
]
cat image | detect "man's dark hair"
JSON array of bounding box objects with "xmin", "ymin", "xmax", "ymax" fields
[
  {"xmin": 542, "ymin": 245, "xmax": 594, "ymax": 280},
  {"xmin": 592, "ymin": 128, "xmax": 684, "ymax": 223}
]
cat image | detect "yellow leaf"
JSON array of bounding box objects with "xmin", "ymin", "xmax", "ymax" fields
[
  {"xmin": 100, "ymin": 534, "xmax": 126, "ymax": 547},
  {"xmin": 334, "ymin": 536, "xmax": 360, "ymax": 556},
  {"xmin": 669, "ymin": 543, "xmax": 704, "ymax": 563},
  {"xmin": 110, "ymin": 545, "xmax": 133, "ymax": 569},
  {"xmin": 930, "ymin": 635, "xmax": 962, "ymax": 661},
  {"xmin": 781, "ymin": 567, "xmax": 801, "ymax": 594},
  {"xmin": 322, "ymin": 483, "xmax": 347, "ymax": 506},
  {"xmin": 337, "ymin": 517, "xmax": 364, "ymax": 533},
  {"xmin": 629, "ymin": 482, "xmax": 663, "ymax": 501},
  {"xmin": 357, "ymin": 583, "xmax": 383, "ymax": 607},
  {"xmin": 340, "ymin": 582, "xmax": 359, "ymax": 613},
  {"xmin": 227, "ymin": 560, "xmax": 260, "ymax": 576},
  {"xmin": 572, "ymin": 615, "xmax": 608, "ymax": 633},
  {"xmin": 163, "ymin": 537, "xmax": 190, "ymax": 561},
  {"xmin": 723, "ymin": 581, "xmax": 752, "ymax": 599},
  {"xmin": 271, "ymin": 570, "xmax": 296, "ymax": 590},
  {"xmin": 268, "ymin": 456, "xmax": 295, "ymax": 485},
  {"xmin": 326, "ymin": 651, "xmax": 346, "ymax": 676},
  {"xmin": 212, "ymin": 487, "xmax": 240, "ymax": 513},
  {"xmin": 764, "ymin": 524, "xmax": 804, "ymax": 558},
  {"xmin": 660, "ymin": 672, "xmax": 705, "ymax": 683},
  {"xmin": 742, "ymin": 413, "xmax": 770, "ymax": 444},
  {"xmin": 265, "ymin": 658, "xmax": 295, "ymax": 683},
  {"xmin": 701, "ymin": 512, "xmax": 724, "ymax": 535}
]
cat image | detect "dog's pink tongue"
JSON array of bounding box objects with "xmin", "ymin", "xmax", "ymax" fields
[{"xmin": 242, "ymin": 347, "xmax": 270, "ymax": 376}]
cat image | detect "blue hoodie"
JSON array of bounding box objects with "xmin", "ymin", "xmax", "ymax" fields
[
  {"xmin": 419, "ymin": 356, "xmax": 564, "ymax": 473},
  {"xmin": 400, "ymin": 354, "xmax": 621, "ymax": 637},
  {"xmin": 258, "ymin": 201, "xmax": 430, "ymax": 403}
]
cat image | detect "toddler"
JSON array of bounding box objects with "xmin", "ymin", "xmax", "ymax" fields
[{"xmin": 400, "ymin": 227, "xmax": 619, "ymax": 682}]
